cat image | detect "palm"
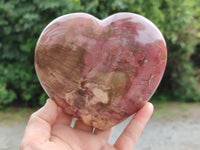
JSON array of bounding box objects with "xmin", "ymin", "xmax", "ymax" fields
[
  {"xmin": 20, "ymin": 99, "xmax": 153, "ymax": 150},
  {"xmin": 49, "ymin": 109, "xmax": 114, "ymax": 150}
]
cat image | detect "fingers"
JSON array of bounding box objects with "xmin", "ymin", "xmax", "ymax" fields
[
  {"xmin": 114, "ymin": 102, "xmax": 153, "ymax": 150},
  {"xmin": 94, "ymin": 127, "xmax": 114, "ymax": 142},
  {"xmin": 21, "ymin": 99, "xmax": 58, "ymax": 144}
]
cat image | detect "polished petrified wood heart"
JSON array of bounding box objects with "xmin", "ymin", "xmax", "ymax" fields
[{"xmin": 35, "ymin": 12, "xmax": 167, "ymax": 130}]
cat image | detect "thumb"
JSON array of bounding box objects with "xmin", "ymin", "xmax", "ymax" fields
[{"xmin": 21, "ymin": 99, "xmax": 58, "ymax": 146}]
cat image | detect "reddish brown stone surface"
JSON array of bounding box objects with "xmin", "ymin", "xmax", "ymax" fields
[{"xmin": 35, "ymin": 13, "xmax": 167, "ymax": 130}]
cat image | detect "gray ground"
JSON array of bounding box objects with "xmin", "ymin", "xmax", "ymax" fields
[{"xmin": 0, "ymin": 102, "xmax": 200, "ymax": 150}]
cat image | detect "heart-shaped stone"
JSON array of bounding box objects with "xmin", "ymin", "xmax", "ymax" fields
[{"xmin": 35, "ymin": 12, "xmax": 167, "ymax": 130}]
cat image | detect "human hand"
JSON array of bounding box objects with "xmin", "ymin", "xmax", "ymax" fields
[{"xmin": 20, "ymin": 99, "xmax": 153, "ymax": 150}]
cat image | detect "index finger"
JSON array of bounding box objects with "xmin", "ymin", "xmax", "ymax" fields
[{"xmin": 114, "ymin": 102, "xmax": 153, "ymax": 150}]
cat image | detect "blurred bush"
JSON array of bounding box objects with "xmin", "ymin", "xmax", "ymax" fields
[{"xmin": 0, "ymin": 0, "xmax": 200, "ymax": 106}]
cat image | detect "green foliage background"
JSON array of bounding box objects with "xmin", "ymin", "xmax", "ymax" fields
[{"xmin": 0, "ymin": 0, "xmax": 200, "ymax": 107}]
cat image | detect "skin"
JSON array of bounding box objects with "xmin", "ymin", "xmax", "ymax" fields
[{"xmin": 20, "ymin": 98, "xmax": 153, "ymax": 150}]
